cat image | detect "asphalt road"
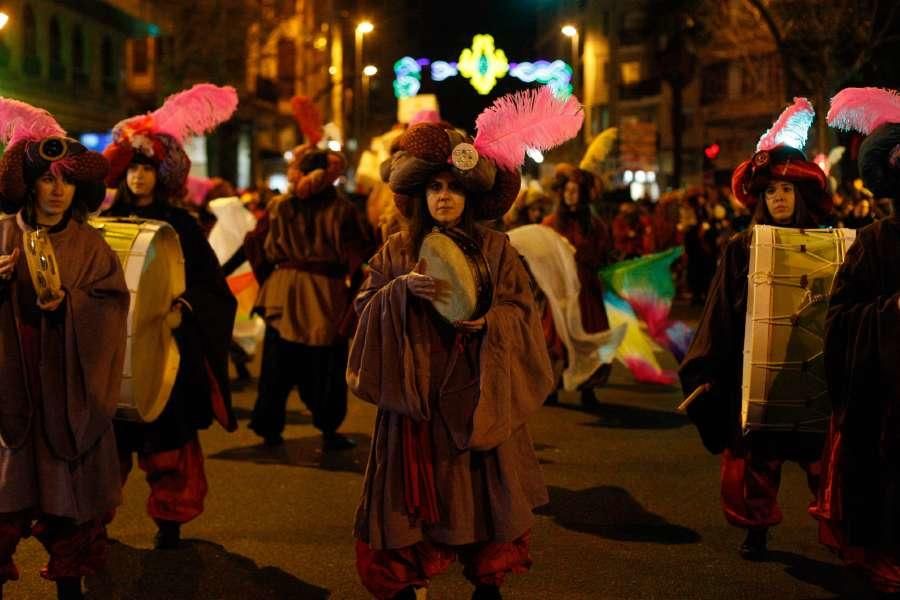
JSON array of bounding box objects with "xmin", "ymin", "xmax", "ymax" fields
[{"xmin": 9, "ymin": 309, "xmax": 863, "ymax": 599}]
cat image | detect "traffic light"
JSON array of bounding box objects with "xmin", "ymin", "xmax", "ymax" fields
[{"xmin": 703, "ymin": 142, "xmax": 720, "ymax": 171}]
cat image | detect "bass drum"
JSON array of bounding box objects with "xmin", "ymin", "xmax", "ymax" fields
[
  {"xmin": 742, "ymin": 225, "xmax": 856, "ymax": 434},
  {"xmin": 90, "ymin": 217, "xmax": 186, "ymax": 422},
  {"xmin": 418, "ymin": 228, "xmax": 493, "ymax": 323}
]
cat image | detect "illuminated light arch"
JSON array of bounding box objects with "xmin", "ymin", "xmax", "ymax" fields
[
  {"xmin": 393, "ymin": 56, "xmax": 422, "ymax": 98},
  {"xmin": 393, "ymin": 35, "xmax": 572, "ymax": 99},
  {"xmin": 457, "ymin": 34, "xmax": 509, "ymax": 95},
  {"xmin": 431, "ymin": 61, "xmax": 458, "ymax": 82}
]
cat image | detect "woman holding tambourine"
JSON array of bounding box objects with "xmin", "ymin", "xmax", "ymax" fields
[
  {"xmin": 0, "ymin": 99, "xmax": 129, "ymax": 600},
  {"xmin": 348, "ymin": 88, "xmax": 583, "ymax": 600}
]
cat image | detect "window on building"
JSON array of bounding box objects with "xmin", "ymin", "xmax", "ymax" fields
[
  {"xmin": 701, "ymin": 61, "xmax": 729, "ymax": 105},
  {"xmin": 277, "ymin": 38, "xmax": 295, "ymax": 81},
  {"xmin": 132, "ymin": 37, "xmax": 149, "ymax": 75},
  {"xmin": 23, "ymin": 5, "xmax": 37, "ymax": 58},
  {"xmin": 101, "ymin": 35, "xmax": 115, "ymax": 91},
  {"xmin": 72, "ymin": 25, "xmax": 85, "ymax": 77},
  {"xmin": 49, "ymin": 17, "xmax": 61, "ymax": 64},
  {"xmin": 620, "ymin": 61, "xmax": 641, "ymax": 85}
]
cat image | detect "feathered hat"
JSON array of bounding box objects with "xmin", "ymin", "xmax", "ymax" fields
[
  {"xmin": 287, "ymin": 143, "xmax": 347, "ymax": 200},
  {"xmin": 731, "ymin": 97, "xmax": 829, "ymax": 215},
  {"xmin": 383, "ymin": 85, "xmax": 584, "ymax": 220},
  {"xmin": 103, "ymin": 83, "xmax": 238, "ymax": 196},
  {"xmin": 0, "ymin": 98, "xmax": 109, "ymax": 212},
  {"xmin": 827, "ymin": 87, "xmax": 900, "ymax": 199}
]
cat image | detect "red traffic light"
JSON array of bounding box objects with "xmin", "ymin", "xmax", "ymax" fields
[{"xmin": 704, "ymin": 143, "xmax": 720, "ymax": 160}]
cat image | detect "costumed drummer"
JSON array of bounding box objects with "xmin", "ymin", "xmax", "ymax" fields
[
  {"xmin": 542, "ymin": 166, "xmax": 614, "ymax": 407},
  {"xmin": 811, "ymin": 87, "xmax": 900, "ymax": 595},
  {"xmin": 679, "ymin": 98, "xmax": 832, "ymax": 560},
  {"xmin": 350, "ymin": 85, "xmax": 581, "ymax": 600},
  {"xmin": 250, "ymin": 144, "xmax": 373, "ymax": 450},
  {"xmin": 0, "ymin": 99, "xmax": 129, "ymax": 600},
  {"xmin": 102, "ymin": 84, "xmax": 239, "ymax": 550}
]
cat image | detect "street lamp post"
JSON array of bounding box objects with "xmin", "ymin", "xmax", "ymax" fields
[
  {"xmin": 561, "ymin": 24, "xmax": 579, "ymax": 96},
  {"xmin": 0, "ymin": 11, "xmax": 10, "ymax": 31},
  {"xmin": 354, "ymin": 21, "xmax": 373, "ymax": 152},
  {"xmin": 361, "ymin": 65, "xmax": 377, "ymax": 139}
]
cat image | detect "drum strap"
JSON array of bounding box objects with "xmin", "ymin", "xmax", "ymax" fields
[{"xmin": 276, "ymin": 260, "xmax": 347, "ymax": 279}]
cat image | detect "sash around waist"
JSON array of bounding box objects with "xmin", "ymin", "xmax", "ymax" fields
[{"xmin": 275, "ymin": 260, "xmax": 347, "ymax": 278}]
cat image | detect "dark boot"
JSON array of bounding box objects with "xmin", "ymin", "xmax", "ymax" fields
[
  {"xmin": 739, "ymin": 527, "xmax": 768, "ymax": 560},
  {"xmin": 472, "ymin": 584, "xmax": 502, "ymax": 600},
  {"xmin": 154, "ymin": 520, "xmax": 181, "ymax": 550},
  {"xmin": 580, "ymin": 388, "xmax": 600, "ymax": 408},
  {"xmin": 323, "ymin": 431, "xmax": 356, "ymax": 452},
  {"xmin": 391, "ymin": 586, "xmax": 417, "ymax": 600},
  {"xmin": 56, "ymin": 577, "xmax": 83, "ymax": 600},
  {"xmin": 544, "ymin": 391, "xmax": 559, "ymax": 406}
]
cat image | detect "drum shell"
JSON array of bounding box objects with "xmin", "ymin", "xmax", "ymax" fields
[
  {"xmin": 90, "ymin": 217, "xmax": 186, "ymax": 422},
  {"xmin": 741, "ymin": 225, "xmax": 856, "ymax": 434}
]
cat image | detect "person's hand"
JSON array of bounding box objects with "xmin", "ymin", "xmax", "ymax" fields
[
  {"xmin": 166, "ymin": 300, "xmax": 184, "ymax": 330},
  {"xmin": 407, "ymin": 257, "xmax": 436, "ymax": 301},
  {"xmin": 454, "ymin": 317, "xmax": 486, "ymax": 333},
  {"xmin": 37, "ymin": 290, "xmax": 65, "ymax": 312},
  {"xmin": 0, "ymin": 248, "xmax": 19, "ymax": 281}
]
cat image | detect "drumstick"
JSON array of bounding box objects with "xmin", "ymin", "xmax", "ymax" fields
[{"xmin": 676, "ymin": 383, "xmax": 711, "ymax": 414}]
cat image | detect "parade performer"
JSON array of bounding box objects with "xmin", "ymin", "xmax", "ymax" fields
[
  {"xmin": 249, "ymin": 144, "xmax": 373, "ymax": 450},
  {"xmin": 0, "ymin": 99, "xmax": 129, "ymax": 599},
  {"xmin": 102, "ymin": 84, "xmax": 239, "ymax": 550},
  {"xmin": 349, "ymin": 85, "xmax": 580, "ymax": 600},
  {"xmin": 543, "ymin": 167, "xmax": 614, "ymax": 406},
  {"xmin": 811, "ymin": 87, "xmax": 900, "ymax": 594},
  {"xmin": 679, "ymin": 98, "xmax": 831, "ymax": 559}
]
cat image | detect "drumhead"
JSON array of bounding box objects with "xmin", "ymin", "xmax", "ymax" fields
[
  {"xmin": 419, "ymin": 231, "xmax": 479, "ymax": 322},
  {"xmin": 91, "ymin": 217, "xmax": 186, "ymax": 422}
]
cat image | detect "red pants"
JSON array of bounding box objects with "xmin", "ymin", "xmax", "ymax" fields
[
  {"xmin": 0, "ymin": 512, "xmax": 110, "ymax": 583},
  {"xmin": 356, "ymin": 532, "xmax": 532, "ymax": 600},
  {"xmin": 720, "ymin": 444, "xmax": 820, "ymax": 529},
  {"xmin": 120, "ymin": 436, "xmax": 207, "ymax": 524}
]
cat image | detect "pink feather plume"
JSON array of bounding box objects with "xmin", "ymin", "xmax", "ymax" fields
[
  {"xmin": 827, "ymin": 87, "xmax": 900, "ymax": 134},
  {"xmin": 474, "ymin": 86, "xmax": 583, "ymax": 171},
  {"xmin": 151, "ymin": 83, "xmax": 238, "ymax": 143},
  {"xmin": 0, "ymin": 97, "xmax": 66, "ymax": 146},
  {"xmin": 756, "ymin": 97, "xmax": 815, "ymax": 152}
]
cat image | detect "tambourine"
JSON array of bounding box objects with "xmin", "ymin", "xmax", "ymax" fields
[
  {"xmin": 417, "ymin": 228, "xmax": 493, "ymax": 322},
  {"xmin": 22, "ymin": 228, "xmax": 62, "ymax": 302}
]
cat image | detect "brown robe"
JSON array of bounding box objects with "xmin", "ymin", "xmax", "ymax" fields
[
  {"xmin": 348, "ymin": 227, "xmax": 553, "ymax": 550},
  {"xmin": 0, "ymin": 212, "xmax": 129, "ymax": 521},
  {"xmin": 255, "ymin": 190, "xmax": 372, "ymax": 345}
]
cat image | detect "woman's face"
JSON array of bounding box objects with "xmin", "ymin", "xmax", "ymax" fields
[
  {"xmin": 563, "ymin": 181, "xmax": 581, "ymax": 209},
  {"xmin": 764, "ymin": 179, "xmax": 796, "ymax": 224},
  {"xmin": 126, "ymin": 162, "xmax": 158, "ymax": 200},
  {"xmin": 527, "ymin": 204, "xmax": 543, "ymax": 224},
  {"xmin": 34, "ymin": 171, "xmax": 75, "ymax": 222},
  {"xmin": 426, "ymin": 172, "xmax": 466, "ymax": 227}
]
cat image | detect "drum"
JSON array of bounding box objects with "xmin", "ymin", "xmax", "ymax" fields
[
  {"xmin": 22, "ymin": 228, "xmax": 62, "ymax": 303},
  {"xmin": 742, "ymin": 225, "xmax": 856, "ymax": 434},
  {"xmin": 418, "ymin": 228, "xmax": 493, "ymax": 322},
  {"xmin": 89, "ymin": 217, "xmax": 186, "ymax": 422}
]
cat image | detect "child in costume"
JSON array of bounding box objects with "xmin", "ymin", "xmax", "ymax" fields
[
  {"xmin": 0, "ymin": 99, "xmax": 130, "ymax": 599},
  {"xmin": 679, "ymin": 98, "xmax": 832, "ymax": 560},
  {"xmin": 102, "ymin": 84, "xmax": 239, "ymax": 550},
  {"xmin": 349, "ymin": 86, "xmax": 580, "ymax": 600}
]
